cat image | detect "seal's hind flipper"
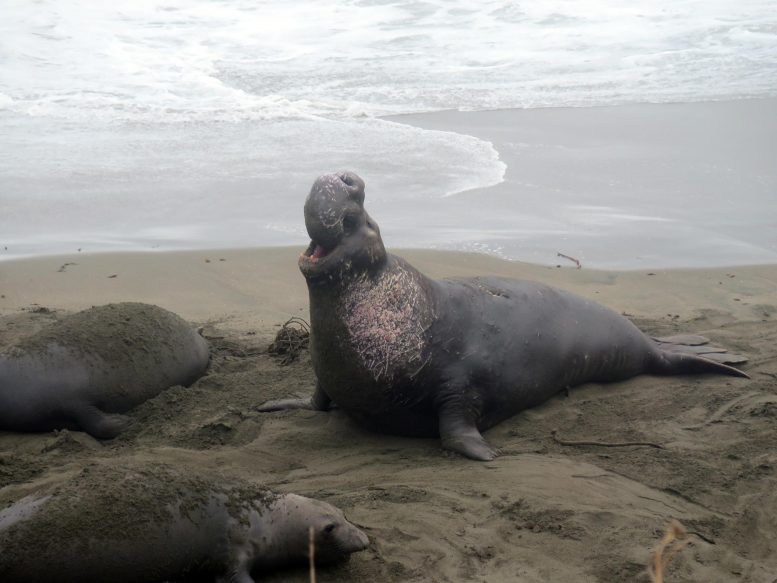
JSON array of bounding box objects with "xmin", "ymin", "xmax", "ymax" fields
[
  {"xmin": 661, "ymin": 344, "xmax": 726, "ymax": 355},
  {"xmin": 256, "ymin": 397, "xmax": 319, "ymax": 412},
  {"xmin": 69, "ymin": 403, "xmax": 131, "ymax": 439},
  {"xmin": 653, "ymin": 334, "xmax": 710, "ymax": 346},
  {"xmin": 652, "ymin": 334, "xmax": 748, "ymax": 366},
  {"xmin": 652, "ymin": 351, "xmax": 750, "ymax": 379},
  {"xmin": 690, "ymin": 351, "xmax": 749, "ymax": 365}
]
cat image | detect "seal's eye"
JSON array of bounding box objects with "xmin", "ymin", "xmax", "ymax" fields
[
  {"xmin": 343, "ymin": 213, "xmax": 359, "ymax": 234},
  {"xmin": 323, "ymin": 523, "xmax": 336, "ymax": 534}
]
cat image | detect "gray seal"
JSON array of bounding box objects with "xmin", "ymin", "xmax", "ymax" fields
[
  {"xmin": 259, "ymin": 172, "xmax": 749, "ymax": 460},
  {"xmin": 0, "ymin": 463, "xmax": 369, "ymax": 582},
  {"xmin": 0, "ymin": 302, "xmax": 210, "ymax": 438}
]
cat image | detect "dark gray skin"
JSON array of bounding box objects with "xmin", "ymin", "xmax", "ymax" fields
[
  {"xmin": 259, "ymin": 172, "xmax": 749, "ymax": 461},
  {"xmin": 0, "ymin": 302, "xmax": 210, "ymax": 439},
  {"xmin": 0, "ymin": 466, "xmax": 369, "ymax": 583}
]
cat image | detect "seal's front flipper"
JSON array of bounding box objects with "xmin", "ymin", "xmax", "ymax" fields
[
  {"xmin": 70, "ymin": 403, "xmax": 131, "ymax": 439},
  {"xmin": 220, "ymin": 566, "xmax": 254, "ymax": 583},
  {"xmin": 217, "ymin": 564, "xmax": 254, "ymax": 583},
  {"xmin": 256, "ymin": 382, "xmax": 332, "ymax": 412},
  {"xmin": 218, "ymin": 545, "xmax": 256, "ymax": 583},
  {"xmin": 437, "ymin": 398, "xmax": 498, "ymax": 461}
]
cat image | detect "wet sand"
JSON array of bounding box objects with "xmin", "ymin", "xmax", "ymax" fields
[
  {"xmin": 3, "ymin": 99, "xmax": 776, "ymax": 270},
  {"xmin": 387, "ymin": 98, "xmax": 777, "ymax": 268},
  {"xmin": 1, "ymin": 248, "xmax": 776, "ymax": 581}
]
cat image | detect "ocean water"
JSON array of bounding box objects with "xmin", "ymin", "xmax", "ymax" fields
[{"xmin": 1, "ymin": 0, "xmax": 776, "ymax": 265}]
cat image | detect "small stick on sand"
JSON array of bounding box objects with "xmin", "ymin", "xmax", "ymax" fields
[
  {"xmin": 551, "ymin": 430, "xmax": 664, "ymax": 449},
  {"xmin": 309, "ymin": 526, "xmax": 316, "ymax": 583},
  {"xmin": 557, "ymin": 252, "xmax": 582, "ymax": 269},
  {"xmin": 649, "ymin": 520, "xmax": 692, "ymax": 583}
]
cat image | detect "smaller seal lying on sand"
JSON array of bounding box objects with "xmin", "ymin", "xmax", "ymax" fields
[
  {"xmin": 0, "ymin": 302, "xmax": 210, "ymax": 439},
  {"xmin": 0, "ymin": 463, "xmax": 369, "ymax": 583},
  {"xmin": 259, "ymin": 172, "xmax": 749, "ymax": 461}
]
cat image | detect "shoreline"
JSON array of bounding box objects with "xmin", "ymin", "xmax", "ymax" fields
[
  {"xmin": 385, "ymin": 97, "xmax": 777, "ymax": 269},
  {"xmin": 2, "ymin": 246, "xmax": 775, "ymax": 325},
  {"xmin": 3, "ymin": 98, "xmax": 776, "ymax": 270}
]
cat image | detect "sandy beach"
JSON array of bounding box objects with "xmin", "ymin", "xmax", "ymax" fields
[
  {"xmin": 3, "ymin": 2, "xmax": 776, "ymax": 580},
  {"xmin": 1, "ymin": 247, "xmax": 776, "ymax": 582}
]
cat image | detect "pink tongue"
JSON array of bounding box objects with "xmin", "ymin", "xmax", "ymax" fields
[{"xmin": 312, "ymin": 245, "xmax": 328, "ymax": 260}]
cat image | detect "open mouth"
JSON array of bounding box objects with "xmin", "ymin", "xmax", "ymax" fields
[
  {"xmin": 301, "ymin": 241, "xmax": 332, "ymax": 264},
  {"xmin": 311, "ymin": 243, "xmax": 329, "ymax": 260},
  {"xmin": 302, "ymin": 240, "xmax": 331, "ymax": 263}
]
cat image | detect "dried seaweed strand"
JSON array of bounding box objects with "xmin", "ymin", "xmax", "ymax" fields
[
  {"xmin": 551, "ymin": 430, "xmax": 664, "ymax": 449},
  {"xmin": 557, "ymin": 252, "xmax": 582, "ymax": 269},
  {"xmin": 268, "ymin": 317, "xmax": 311, "ymax": 365}
]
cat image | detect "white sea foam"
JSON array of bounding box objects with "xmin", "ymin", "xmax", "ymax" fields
[
  {"xmin": 0, "ymin": 0, "xmax": 775, "ymax": 263},
  {"xmin": 1, "ymin": 0, "xmax": 774, "ymax": 121}
]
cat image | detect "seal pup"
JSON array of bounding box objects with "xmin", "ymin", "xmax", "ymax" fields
[
  {"xmin": 0, "ymin": 302, "xmax": 210, "ymax": 438},
  {"xmin": 0, "ymin": 463, "xmax": 369, "ymax": 582},
  {"xmin": 259, "ymin": 172, "xmax": 748, "ymax": 461}
]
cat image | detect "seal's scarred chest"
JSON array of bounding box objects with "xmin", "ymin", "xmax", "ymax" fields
[{"xmin": 337, "ymin": 264, "xmax": 433, "ymax": 386}]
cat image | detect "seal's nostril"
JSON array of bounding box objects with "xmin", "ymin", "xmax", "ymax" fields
[{"xmin": 340, "ymin": 173, "xmax": 354, "ymax": 186}]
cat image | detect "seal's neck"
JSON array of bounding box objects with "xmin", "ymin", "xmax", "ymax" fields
[
  {"xmin": 245, "ymin": 497, "xmax": 308, "ymax": 569},
  {"xmin": 307, "ymin": 253, "xmax": 423, "ymax": 300},
  {"xmin": 306, "ymin": 254, "xmax": 436, "ymax": 387}
]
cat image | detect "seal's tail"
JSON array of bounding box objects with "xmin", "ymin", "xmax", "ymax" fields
[
  {"xmin": 652, "ymin": 351, "xmax": 750, "ymax": 379},
  {"xmin": 649, "ymin": 334, "xmax": 749, "ymax": 379}
]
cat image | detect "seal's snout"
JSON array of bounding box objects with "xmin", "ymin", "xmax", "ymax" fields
[
  {"xmin": 303, "ymin": 171, "xmax": 367, "ymax": 251},
  {"xmin": 319, "ymin": 519, "xmax": 369, "ymax": 563},
  {"xmin": 352, "ymin": 526, "xmax": 370, "ymax": 551},
  {"xmin": 300, "ymin": 171, "xmax": 386, "ymax": 281},
  {"xmin": 338, "ymin": 171, "xmax": 365, "ymax": 206}
]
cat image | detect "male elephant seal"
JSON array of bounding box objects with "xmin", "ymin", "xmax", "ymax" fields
[
  {"xmin": 259, "ymin": 172, "xmax": 749, "ymax": 461},
  {"xmin": 0, "ymin": 463, "xmax": 369, "ymax": 582},
  {"xmin": 0, "ymin": 302, "xmax": 209, "ymax": 438}
]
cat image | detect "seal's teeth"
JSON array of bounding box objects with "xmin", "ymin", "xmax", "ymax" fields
[{"xmin": 312, "ymin": 245, "xmax": 328, "ymax": 260}]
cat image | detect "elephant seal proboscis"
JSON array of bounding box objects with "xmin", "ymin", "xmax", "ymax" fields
[
  {"xmin": 258, "ymin": 172, "xmax": 749, "ymax": 461},
  {"xmin": 0, "ymin": 463, "xmax": 369, "ymax": 583},
  {"xmin": 0, "ymin": 302, "xmax": 210, "ymax": 439}
]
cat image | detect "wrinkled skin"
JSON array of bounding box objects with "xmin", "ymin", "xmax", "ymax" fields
[{"xmin": 259, "ymin": 172, "xmax": 749, "ymax": 461}]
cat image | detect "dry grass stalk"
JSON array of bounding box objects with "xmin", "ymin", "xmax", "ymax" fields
[
  {"xmin": 309, "ymin": 525, "xmax": 317, "ymax": 583},
  {"xmin": 649, "ymin": 520, "xmax": 692, "ymax": 583}
]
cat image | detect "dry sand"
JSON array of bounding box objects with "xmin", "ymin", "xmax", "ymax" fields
[{"xmin": 1, "ymin": 247, "xmax": 776, "ymax": 582}]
